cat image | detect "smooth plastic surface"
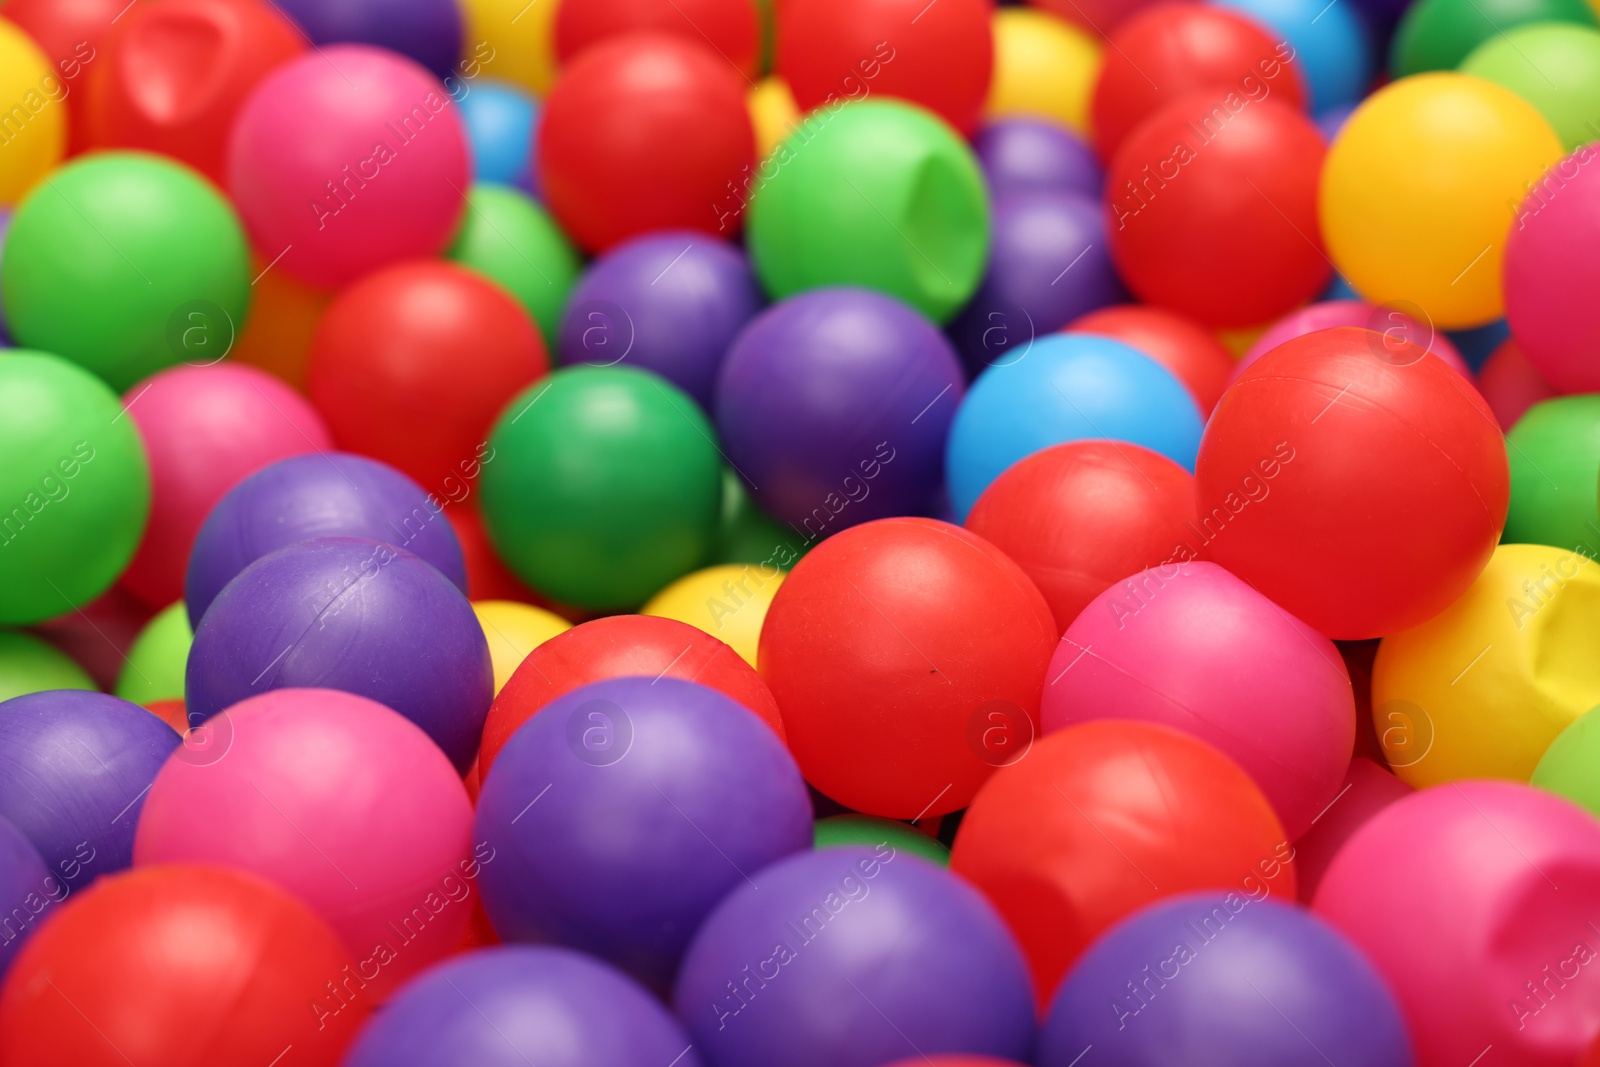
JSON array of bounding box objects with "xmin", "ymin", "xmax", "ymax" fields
[
  {"xmin": 1505, "ymin": 144, "xmax": 1600, "ymax": 392},
  {"xmin": 642, "ymin": 563, "xmax": 785, "ymax": 667},
  {"xmin": 0, "ymin": 631, "xmax": 94, "ymax": 703},
  {"xmin": 1505, "ymin": 396, "xmax": 1600, "ymax": 558},
  {"xmin": 1067, "ymin": 304, "xmax": 1236, "ymax": 414},
  {"xmin": 272, "ymin": 0, "xmax": 463, "ymax": 80},
  {"xmin": 114, "ymin": 600, "xmax": 193, "ymax": 705},
  {"xmin": 556, "ymin": 0, "xmax": 759, "ymax": 77},
  {"xmin": 1463, "ymin": 23, "xmax": 1600, "ymax": 149},
  {"xmin": 446, "ymin": 183, "xmax": 581, "ymax": 350},
  {"xmin": 1478, "ymin": 338, "xmax": 1558, "ymax": 430},
  {"xmin": 974, "ymin": 118, "xmax": 1102, "ymax": 201},
  {"xmin": 1237, "ymin": 300, "xmax": 1471, "ymax": 379}
]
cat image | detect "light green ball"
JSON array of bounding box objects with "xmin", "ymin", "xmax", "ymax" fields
[
  {"xmin": 447, "ymin": 183, "xmax": 581, "ymax": 353},
  {"xmin": 0, "ymin": 631, "xmax": 95, "ymax": 703},
  {"xmin": 1461, "ymin": 23, "xmax": 1600, "ymax": 149},
  {"xmin": 1532, "ymin": 705, "xmax": 1600, "ymax": 816},
  {"xmin": 115, "ymin": 601, "xmax": 192, "ymax": 705}
]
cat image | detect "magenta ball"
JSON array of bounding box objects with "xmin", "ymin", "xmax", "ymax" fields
[
  {"xmin": 185, "ymin": 537, "xmax": 492, "ymax": 772},
  {"xmin": 227, "ymin": 45, "xmax": 468, "ymax": 288},
  {"xmin": 134, "ymin": 688, "xmax": 474, "ymax": 998},
  {"xmin": 120, "ymin": 363, "xmax": 331, "ymax": 610},
  {"xmin": 1505, "ymin": 146, "xmax": 1600, "ymax": 393},
  {"xmin": 1236, "ymin": 301, "xmax": 1471, "ymax": 380},
  {"xmin": 1316, "ymin": 781, "xmax": 1600, "ymax": 1067},
  {"xmin": 1040, "ymin": 560, "xmax": 1355, "ymax": 840}
]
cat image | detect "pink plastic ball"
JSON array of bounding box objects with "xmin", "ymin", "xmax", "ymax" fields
[
  {"xmin": 227, "ymin": 46, "xmax": 468, "ymax": 288},
  {"xmin": 1504, "ymin": 147, "xmax": 1600, "ymax": 393},
  {"xmin": 133, "ymin": 688, "xmax": 475, "ymax": 999},
  {"xmin": 1315, "ymin": 781, "xmax": 1600, "ymax": 1067},
  {"xmin": 1479, "ymin": 337, "xmax": 1559, "ymax": 431},
  {"xmin": 1236, "ymin": 300, "xmax": 1471, "ymax": 380},
  {"xmin": 120, "ymin": 364, "xmax": 330, "ymax": 609},
  {"xmin": 1040, "ymin": 560, "xmax": 1355, "ymax": 839}
]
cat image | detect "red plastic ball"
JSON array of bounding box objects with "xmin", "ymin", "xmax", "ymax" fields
[
  {"xmin": 1090, "ymin": 2, "xmax": 1306, "ymax": 161},
  {"xmin": 1106, "ymin": 92, "xmax": 1329, "ymax": 328},
  {"xmin": 2, "ymin": 0, "xmax": 126, "ymax": 154},
  {"xmin": 964, "ymin": 441, "xmax": 1198, "ymax": 634},
  {"xmin": 1067, "ymin": 304, "xmax": 1238, "ymax": 414},
  {"xmin": 0, "ymin": 865, "xmax": 364, "ymax": 1066},
  {"xmin": 555, "ymin": 0, "xmax": 760, "ymax": 79},
  {"xmin": 1196, "ymin": 328, "xmax": 1510, "ymax": 640},
  {"xmin": 777, "ymin": 0, "xmax": 994, "ymax": 135},
  {"xmin": 307, "ymin": 260, "xmax": 549, "ymax": 496},
  {"xmin": 539, "ymin": 34, "xmax": 755, "ymax": 252},
  {"xmin": 1477, "ymin": 337, "xmax": 1557, "ymax": 431},
  {"xmin": 950, "ymin": 720, "xmax": 1294, "ymax": 1004},
  {"xmin": 759, "ymin": 517, "xmax": 1056, "ymax": 819},
  {"xmin": 480, "ymin": 614, "xmax": 786, "ymax": 774},
  {"xmin": 83, "ymin": 0, "xmax": 304, "ymax": 183}
]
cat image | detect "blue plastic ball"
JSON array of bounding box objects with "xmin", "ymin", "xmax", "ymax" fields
[
  {"xmin": 459, "ymin": 80, "xmax": 541, "ymax": 195},
  {"xmin": 1215, "ymin": 0, "xmax": 1375, "ymax": 110}
]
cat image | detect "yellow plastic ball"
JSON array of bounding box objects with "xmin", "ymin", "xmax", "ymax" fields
[
  {"xmin": 0, "ymin": 17, "xmax": 67, "ymax": 207},
  {"xmin": 749, "ymin": 76, "xmax": 801, "ymax": 161},
  {"xmin": 458, "ymin": 0, "xmax": 560, "ymax": 96},
  {"xmin": 642, "ymin": 563, "xmax": 786, "ymax": 667},
  {"xmin": 473, "ymin": 599, "xmax": 571, "ymax": 694},
  {"xmin": 983, "ymin": 8, "xmax": 1101, "ymax": 138},
  {"xmin": 1372, "ymin": 543, "xmax": 1600, "ymax": 789},
  {"xmin": 1320, "ymin": 72, "xmax": 1563, "ymax": 329}
]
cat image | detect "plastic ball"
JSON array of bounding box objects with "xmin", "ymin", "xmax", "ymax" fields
[
  {"xmin": 717, "ymin": 288, "xmax": 965, "ymax": 528},
  {"xmin": 120, "ymin": 363, "xmax": 332, "ymax": 609},
  {"xmin": 746, "ymin": 99, "xmax": 990, "ymax": 323},
  {"xmin": 446, "ymin": 183, "xmax": 581, "ymax": 350},
  {"xmin": 974, "ymin": 118, "xmax": 1102, "ymax": 201},
  {"xmin": 185, "ymin": 537, "xmax": 493, "ymax": 771},
  {"xmin": 0, "ymin": 814, "xmax": 50, "ymax": 979},
  {"xmin": 1534, "ymin": 706, "xmax": 1600, "ymax": 817},
  {"xmin": 642, "ymin": 563, "xmax": 786, "ymax": 667},
  {"xmin": 458, "ymin": 0, "xmax": 558, "ymax": 95},
  {"xmin": 114, "ymin": 600, "xmax": 193, "ymax": 705},
  {"xmin": 185, "ymin": 451, "xmax": 467, "ymax": 624},
  {"xmin": 1506, "ymin": 396, "xmax": 1600, "ymax": 557},
  {"xmin": 82, "ymin": 0, "xmax": 304, "ymax": 183},
  {"xmin": 135, "ymin": 688, "xmax": 475, "ymax": 997},
  {"xmin": 1391, "ymin": 0, "xmax": 1597, "ymax": 75},
  {"xmin": 1463, "ymin": 23, "xmax": 1600, "ymax": 149},
  {"xmin": 1237, "ymin": 299, "xmax": 1472, "ymax": 379},
  {"xmin": 476, "ymin": 676, "xmax": 810, "ymax": 987},
  {"xmin": 0, "ymin": 864, "xmax": 365, "ymax": 1066},
  {"xmin": 1, "ymin": 152, "xmax": 251, "ymax": 390},
  {"xmin": 559, "ymin": 232, "xmax": 763, "ymax": 408},
  {"xmin": 1291, "ymin": 756, "xmax": 1413, "ymax": 902},
  {"xmin": 227, "ymin": 45, "xmax": 469, "ymax": 288},
  {"xmin": 985, "ymin": 8, "xmax": 1101, "ymax": 136},
  {"xmin": 1479, "ymin": 337, "xmax": 1558, "ymax": 430},
  {"xmin": 0, "ymin": 351, "xmax": 151, "ymax": 625},
  {"xmin": 271, "ymin": 0, "xmax": 463, "ymax": 80},
  {"xmin": 540, "ymin": 34, "xmax": 754, "ymax": 252},
  {"xmin": 1090, "ymin": 3, "xmax": 1306, "ymax": 161},
  {"xmin": 1505, "ymin": 145, "xmax": 1600, "ymax": 392},
  {"xmin": 948, "ymin": 191, "xmax": 1125, "ymax": 374},
  {"xmin": 229, "ymin": 263, "xmax": 333, "ymax": 390},
  {"xmin": 1040, "ymin": 893, "xmax": 1412, "ymax": 1067},
  {"xmin": 674, "ymin": 847, "xmax": 1035, "ymax": 1067},
  {"xmin": 1315, "ymin": 781, "xmax": 1600, "ymax": 1067},
  {"xmin": 1217, "ymin": 0, "xmax": 1374, "ymax": 109},
  {"xmin": 815, "ymin": 814, "xmax": 950, "ymax": 865},
  {"xmin": 343, "ymin": 946, "xmax": 703, "ymax": 1067},
  {"xmin": 556, "ymin": 0, "xmax": 760, "ymax": 78},
  {"xmin": 1372, "ymin": 543, "xmax": 1600, "ymax": 788},
  {"xmin": 1195, "ymin": 328, "xmax": 1510, "ymax": 640},
  {"xmin": 749, "ymin": 75, "xmax": 801, "ymax": 158},
  {"xmin": 0, "ymin": 630, "xmax": 94, "ymax": 703},
  {"xmin": 1320, "ymin": 73, "xmax": 1563, "ymax": 328},
  {"xmin": 0, "ymin": 0, "xmax": 120, "ymax": 155},
  {"xmin": 0, "ymin": 690, "xmax": 178, "ymax": 889},
  {"xmin": 473, "ymin": 600, "xmax": 571, "ymax": 693},
  {"xmin": 759, "ymin": 517, "xmax": 1056, "ymax": 818},
  {"xmin": 480, "ymin": 366, "xmax": 723, "ymax": 610},
  {"xmin": 0, "ymin": 18, "xmax": 64, "ymax": 206},
  {"xmin": 777, "ymin": 0, "xmax": 993, "ymax": 134},
  {"xmin": 964, "ymin": 441, "xmax": 1195, "ymax": 633},
  {"xmin": 1107, "ymin": 91, "xmax": 1330, "ymax": 328},
  {"xmin": 946, "ymin": 333, "xmax": 1204, "ymax": 520},
  {"xmin": 458, "ymin": 79, "xmax": 539, "ymax": 192},
  {"xmin": 1067, "ymin": 304, "xmax": 1236, "ymax": 414},
  {"xmin": 480, "ymin": 614, "xmax": 786, "ymax": 774}
]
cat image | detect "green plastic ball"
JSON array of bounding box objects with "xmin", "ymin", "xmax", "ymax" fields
[
  {"xmin": 0, "ymin": 152, "xmax": 252, "ymax": 391},
  {"xmin": 1461, "ymin": 23, "xmax": 1600, "ymax": 148},
  {"xmin": 747, "ymin": 99, "xmax": 989, "ymax": 323},
  {"xmin": 814, "ymin": 815, "xmax": 950, "ymax": 866},
  {"xmin": 1392, "ymin": 0, "xmax": 1597, "ymax": 76},
  {"xmin": 0, "ymin": 351, "xmax": 151, "ymax": 625},
  {"xmin": 447, "ymin": 183, "xmax": 581, "ymax": 352},
  {"xmin": 480, "ymin": 366, "xmax": 723, "ymax": 610},
  {"xmin": 114, "ymin": 600, "xmax": 192, "ymax": 705},
  {"xmin": 0, "ymin": 631, "xmax": 96, "ymax": 703},
  {"xmin": 711, "ymin": 468, "xmax": 810, "ymax": 568},
  {"xmin": 1504, "ymin": 395, "xmax": 1600, "ymax": 558},
  {"xmin": 1532, "ymin": 705, "xmax": 1600, "ymax": 816}
]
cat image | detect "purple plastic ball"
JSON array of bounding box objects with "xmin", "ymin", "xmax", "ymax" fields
[
  {"xmin": 185, "ymin": 452, "xmax": 466, "ymax": 627},
  {"xmin": 343, "ymin": 946, "xmax": 704, "ymax": 1067},
  {"xmin": 0, "ymin": 815, "xmax": 52, "ymax": 978},
  {"xmin": 715, "ymin": 288, "xmax": 965, "ymax": 532},
  {"xmin": 948, "ymin": 191, "xmax": 1126, "ymax": 375},
  {"xmin": 1039, "ymin": 893, "xmax": 1414, "ymax": 1067},
  {"xmin": 185, "ymin": 537, "xmax": 492, "ymax": 772},
  {"xmin": 475, "ymin": 676, "xmax": 810, "ymax": 990},
  {"xmin": 673, "ymin": 846, "xmax": 1034, "ymax": 1067},
  {"xmin": 974, "ymin": 118, "xmax": 1102, "ymax": 201},
  {"xmin": 0, "ymin": 691, "xmax": 179, "ymax": 891},
  {"xmin": 273, "ymin": 0, "xmax": 464, "ymax": 80},
  {"xmin": 558, "ymin": 232, "xmax": 764, "ymax": 408}
]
